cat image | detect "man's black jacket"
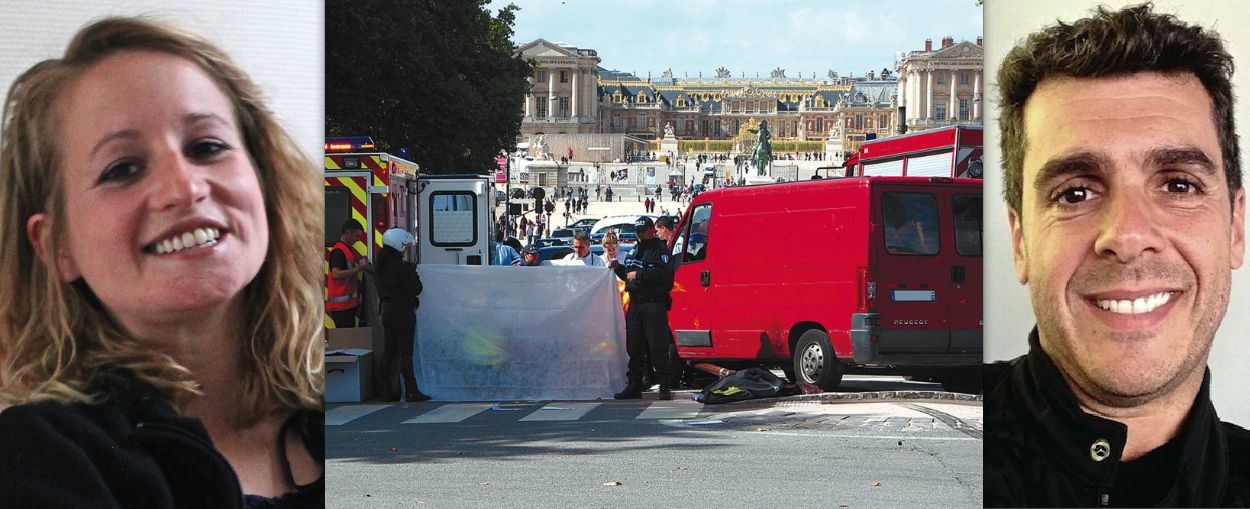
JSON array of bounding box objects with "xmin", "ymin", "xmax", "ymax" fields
[
  {"xmin": 0, "ymin": 369, "xmax": 324, "ymax": 508},
  {"xmin": 985, "ymin": 329, "xmax": 1250, "ymax": 507},
  {"xmin": 613, "ymin": 236, "xmax": 674, "ymax": 304}
]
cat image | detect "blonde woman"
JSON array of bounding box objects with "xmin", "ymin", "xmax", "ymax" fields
[
  {"xmin": 601, "ymin": 229, "xmax": 621, "ymax": 266},
  {"xmin": 0, "ymin": 17, "xmax": 323, "ymax": 506}
]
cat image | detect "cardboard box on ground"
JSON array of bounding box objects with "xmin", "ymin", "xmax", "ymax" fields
[{"xmin": 326, "ymin": 327, "xmax": 374, "ymax": 403}]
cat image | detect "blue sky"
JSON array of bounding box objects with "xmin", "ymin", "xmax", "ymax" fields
[{"xmin": 487, "ymin": 0, "xmax": 982, "ymax": 80}]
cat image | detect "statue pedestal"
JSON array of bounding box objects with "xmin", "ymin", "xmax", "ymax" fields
[
  {"xmin": 746, "ymin": 164, "xmax": 773, "ymax": 185},
  {"xmin": 825, "ymin": 133, "xmax": 844, "ymax": 170},
  {"xmin": 659, "ymin": 136, "xmax": 679, "ymax": 160}
]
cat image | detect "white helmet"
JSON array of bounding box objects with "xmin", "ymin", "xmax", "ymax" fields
[{"xmin": 382, "ymin": 228, "xmax": 416, "ymax": 251}]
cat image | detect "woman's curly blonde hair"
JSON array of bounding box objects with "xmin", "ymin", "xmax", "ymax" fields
[{"xmin": 0, "ymin": 17, "xmax": 323, "ymax": 422}]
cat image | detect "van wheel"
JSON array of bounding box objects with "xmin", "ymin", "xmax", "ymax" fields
[{"xmin": 793, "ymin": 330, "xmax": 842, "ymax": 391}]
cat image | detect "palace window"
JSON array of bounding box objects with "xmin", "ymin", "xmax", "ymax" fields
[
  {"xmin": 558, "ymin": 96, "xmax": 570, "ymax": 118},
  {"xmin": 638, "ymin": 93, "xmax": 648, "ymax": 104},
  {"xmin": 537, "ymin": 70, "xmax": 547, "ymax": 83},
  {"xmin": 613, "ymin": 92, "xmax": 622, "ymax": 103},
  {"xmin": 936, "ymin": 71, "xmax": 946, "ymax": 85},
  {"xmin": 637, "ymin": 115, "xmax": 646, "ymax": 128},
  {"xmin": 815, "ymin": 95, "xmax": 824, "ymax": 107},
  {"xmin": 855, "ymin": 114, "xmax": 864, "ymax": 129},
  {"xmin": 816, "ymin": 118, "xmax": 824, "ymax": 132},
  {"xmin": 935, "ymin": 102, "xmax": 947, "ymax": 120},
  {"xmin": 960, "ymin": 71, "xmax": 970, "ymax": 85},
  {"xmin": 560, "ymin": 70, "xmax": 569, "ymax": 83},
  {"xmin": 677, "ymin": 97, "xmax": 686, "ymax": 108},
  {"xmin": 959, "ymin": 98, "xmax": 970, "ymax": 121},
  {"xmin": 879, "ymin": 114, "xmax": 889, "ymax": 129},
  {"xmin": 536, "ymin": 96, "xmax": 547, "ymax": 118}
]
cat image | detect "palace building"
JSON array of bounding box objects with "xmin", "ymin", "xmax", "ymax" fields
[{"xmin": 516, "ymin": 37, "xmax": 981, "ymax": 159}]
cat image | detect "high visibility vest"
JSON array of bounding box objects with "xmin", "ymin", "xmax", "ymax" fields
[{"xmin": 325, "ymin": 241, "xmax": 360, "ymax": 311}]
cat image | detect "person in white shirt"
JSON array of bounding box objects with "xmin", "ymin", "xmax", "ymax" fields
[{"xmin": 562, "ymin": 232, "xmax": 607, "ymax": 267}]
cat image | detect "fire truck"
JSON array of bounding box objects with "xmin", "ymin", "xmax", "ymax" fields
[
  {"xmin": 843, "ymin": 124, "xmax": 983, "ymax": 179},
  {"xmin": 324, "ymin": 137, "xmax": 493, "ymax": 327}
]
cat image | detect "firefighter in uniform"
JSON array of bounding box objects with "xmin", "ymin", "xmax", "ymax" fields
[
  {"xmin": 611, "ymin": 217, "xmax": 677, "ymax": 400},
  {"xmin": 326, "ymin": 219, "xmax": 368, "ymax": 328},
  {"xmin": 375, "ymin": 228, "xmax": 430, "ymax": 402}
]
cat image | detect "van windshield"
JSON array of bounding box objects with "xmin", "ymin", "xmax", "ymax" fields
[
  {"xmin": 952, "ymin": 194, "xmax": 982, "ymax": 256},
  {"xmin": 881, "ymin": 192, "xmax": 939, "ymax": 256}
]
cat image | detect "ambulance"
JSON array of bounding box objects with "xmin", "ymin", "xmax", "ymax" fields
[
  {"xmin": 324, "ymin": 137, "xmax": 492, "ymax": 326},
  {"xmin": 324, "ymin": 137, "xmax": 492, "ymax": 265},
  {"xmin": 666, "ymin": 176, "xmax": 982, "ymax": 392}
]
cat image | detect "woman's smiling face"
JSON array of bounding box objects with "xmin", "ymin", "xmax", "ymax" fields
[{"xmin": 36, "ymin": 50, "xmax": 268, "ymax": 333}]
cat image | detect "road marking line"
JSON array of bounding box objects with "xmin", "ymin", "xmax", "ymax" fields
[
  {"xmin": 519, "ymin": 402, "xmax": 601, "ymax": 421},
  {"xmin": 637, "ymin": 400, "xmax": 703, "ymax": 420},
  {"xmin": 402, "ymin": 403, "xmax": 492, "ymax": 424},
  {"xmin": 326, "ymin": 404, "xmax": 391, "ymax": 426}
]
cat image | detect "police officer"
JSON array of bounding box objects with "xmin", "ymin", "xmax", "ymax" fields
[
  {"xmin": 375, "ymin": 228, "xmax": 430, "ymax": 402},
  {"xmin": 611, "ymin": 217, "xmax": 676, "ymax": 400}
]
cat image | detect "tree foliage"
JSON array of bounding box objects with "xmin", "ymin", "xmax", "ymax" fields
[{"xmin": 326, "ymin": 0, "xmax": 532, "ymax": 174}]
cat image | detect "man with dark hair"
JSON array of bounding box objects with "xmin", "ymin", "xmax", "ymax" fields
[
  {"xmin": 327, "ymin": 219, "xmax": 369, "ymax": 328},
  {"xmin": 562, "ymin": 231, "xmax": 607, "ymax": 266},
  {"xmin": 987, "ymin": 4, "xmax": 1249, "ymax": 506}
]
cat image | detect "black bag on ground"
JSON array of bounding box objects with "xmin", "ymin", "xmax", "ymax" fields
[{"xmin": 693, "ymin": 367, "xmax": 797, "ymax": 404}]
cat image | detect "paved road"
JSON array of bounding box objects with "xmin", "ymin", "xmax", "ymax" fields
[{"xmin": 327, "ymin": 376, "xmax": 983, "ymax": 508}]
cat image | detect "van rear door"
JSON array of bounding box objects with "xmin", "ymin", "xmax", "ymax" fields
[
  {"xmin": 414, "ymin": 176, "xmax": 491, "ymax": 265},
  {"xmin": 870, "ymin": 182, "xmax": 955, "ymax": 362},
  {"xmin": 948, "ymin": 191, "xmax": 982, "ymax": 355}
]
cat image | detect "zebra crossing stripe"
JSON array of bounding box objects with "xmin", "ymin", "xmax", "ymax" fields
[
  {"xmin": 326, "ymin": 404, "xmax": 391, "ymax": 426},
  {"xmin": 519, "ymin": 403, "xmax": 601, "ymax": 421},
  {"xmin": 636, "ymin": 400, "xmax": 703, "ymax": 420},
  {"xmin": 403, "ymin": 403, "xmax": 492, "ymax": 424}
]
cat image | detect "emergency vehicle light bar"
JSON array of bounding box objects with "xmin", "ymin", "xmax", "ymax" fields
[{"xmin": 325, "ymin": 136, "xmax": 376, "ymax": 153}]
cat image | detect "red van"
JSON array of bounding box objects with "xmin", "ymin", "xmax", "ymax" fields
[{"xmin": 667, "ymin": 176, "xmax": 982, "ymax": 391}]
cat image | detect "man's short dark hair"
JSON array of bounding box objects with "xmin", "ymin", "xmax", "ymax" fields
[
  {"xmin": 655, "ymin": 216, "xmax": 676, "ymax": 230},
  {"xmin": 572, "ymin": 231, "xmax": 591, "ymax": 244},
  {"xmin": 341, "ymin": 219, "xmax": 365, "ymax": 235},
  {"xmin": 998, "ymin": 3, "xmax": 1239, "ymax": 214}
]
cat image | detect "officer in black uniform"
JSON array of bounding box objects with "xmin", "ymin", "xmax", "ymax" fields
[
  {"xmin": 375, "ymin": 228, "xmax": 430, "ymax": 402},
  {"xmin": 611, "ymin": 216, "xmax": 676, "ymax": 400}
]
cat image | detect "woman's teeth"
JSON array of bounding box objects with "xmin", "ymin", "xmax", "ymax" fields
[
  {"xmin": 151, "ymin": 227, "xmax": 220, "ymax": 254},
  {"xmin": 1095, "ymin": 292, "xmax": 1173, "ymax": 315}
]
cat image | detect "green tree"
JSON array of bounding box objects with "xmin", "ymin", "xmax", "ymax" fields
[{"xmin": 326, "ymin": 0, "xmax": 532, "ymax": 174}]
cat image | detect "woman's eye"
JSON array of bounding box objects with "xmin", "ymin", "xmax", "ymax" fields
[
  {"xmin": 189, "ymin": 140, "xmax": 230, "ymax": 159},
  {"xmin": 97, "ymin": 161, "xmax": 142, "ymax": 185}
]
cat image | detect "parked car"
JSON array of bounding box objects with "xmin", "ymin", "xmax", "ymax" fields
[
  {"xmin": 550, "ymin": 227, "xmax": 577, "ymax": 244},
  {"xmin": 533, "ymin": 237, "xmax": 567, "ymax": 248},
  {"xmin": 537, "ymin": 245, "xmax": 574, "ymax": 262},
  {"xmin": 569, "ymin": 217, "xmax": 599, "ymax": 231}
]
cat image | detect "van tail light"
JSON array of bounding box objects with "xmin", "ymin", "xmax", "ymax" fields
[{"xmin": 857, "ymin": 266, "xmax": 876, "ymax": 312}]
